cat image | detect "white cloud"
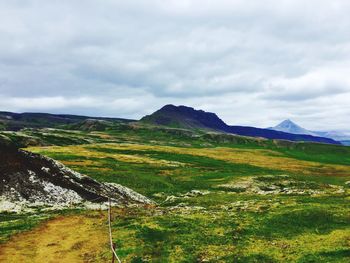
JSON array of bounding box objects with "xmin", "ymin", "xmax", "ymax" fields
[
  {"xmin": 262, "ymin": 67, "xmax": 350, "ymax": 101},
  {"xmin": 0, "ymin": 0, "xmax": 350, "ymax": 130}
]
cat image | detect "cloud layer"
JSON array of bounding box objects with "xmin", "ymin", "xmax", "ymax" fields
[{"xmin": 1, "ymin": 0, "xmax": 350, "ymax": 131}]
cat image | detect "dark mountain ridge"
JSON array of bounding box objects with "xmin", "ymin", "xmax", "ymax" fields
[
  {"xmin": 141, "ymin": 104, "xmax": 227, "ymax": 130},
  {"xmin": 0, "ymin": 111, "xmax": 134, "ymax": 131},
  {"xmin": 141, "ymin": 105, "xmax": 340, "ymax": 145}
]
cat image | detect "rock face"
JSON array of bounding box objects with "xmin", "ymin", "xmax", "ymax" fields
[{"xmin": 0, "ymin": 138, "xmax": 153, "ymax": 212}]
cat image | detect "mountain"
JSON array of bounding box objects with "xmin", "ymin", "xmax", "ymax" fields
[
  {"xmin": 141, "ymin": 104, "xmax": 227, "ymax": 130},
  {"xmin": 270, "ymin": 119, "xmax": 350, "ymax": 145},
  {"xmin": 268, "ymin": 119, "xmax": 316, "ymax": 136},
  {"xmin": 225, "ymin": 125, "xmax": 339, "ymax": 144},
  {"xmin": 313, "ymin": 131, "xmax": 350, "ymax": 142},
  {"xmin": 0, "ymin": 111, "xmax": 134, "ymax": 131},
  {"xmin": 341, "ymin": 140, "xmax": 350, "ymax": 146},
  {"xmin": 0, "ymin": 135, "xmax": 152, "ymax": 212},
  {"xmin": 141, "ymin": 105, "xmax": 340, "ymax": 145}
]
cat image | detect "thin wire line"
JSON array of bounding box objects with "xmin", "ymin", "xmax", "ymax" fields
[{"xmin": 108, "ymin": 197, "xmax": 121, "ymax": 263}]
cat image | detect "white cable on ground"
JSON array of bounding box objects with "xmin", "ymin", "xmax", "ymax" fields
[{"xmin": 108, "ymin": 197, "xmax": 121, "ymax": 263}]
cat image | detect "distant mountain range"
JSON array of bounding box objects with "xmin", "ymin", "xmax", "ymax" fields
[
  {"xmin": 141, "ymin": 105, "xmax": 340, "ymax": 145},
  {"xmin": 269, "ymin": 119, "xmax": 350, "ymax": 146},
  {"xmin": 0, "ymin": 105, "xmax": 345, "ymax": 145}
]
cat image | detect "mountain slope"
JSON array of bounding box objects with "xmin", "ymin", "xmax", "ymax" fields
[
  {"xmin": 0, "ymin": 111, "xmax": 134, "ymax": 131},
  {"xmin": 314, "ymin": 130, "xmax": 350, "ymax": 142},
  {"xmin": 0, "ymin": 135, "xmax": 152, "ymax": 212},
  {"xmin": 141, "ymin": 105, "xmax": 340, "ymax": 145}
]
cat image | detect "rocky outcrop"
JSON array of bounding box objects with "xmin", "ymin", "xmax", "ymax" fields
[
  {"xmin": 217, "ymin": 175, "xmax": 345, "ymax": 196},
  {"xmin": 0, "ymin": 137, "xmax": 153, "ymax": 212}
]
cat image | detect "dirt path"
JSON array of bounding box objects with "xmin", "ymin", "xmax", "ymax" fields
[{"xmin": 0, "ymin": 212, "xmax": 110, "ymax": 263}]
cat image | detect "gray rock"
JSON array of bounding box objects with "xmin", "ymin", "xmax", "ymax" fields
[{"xmin": 0, "ymin": 146, "xmax": 153, "ymax": 213}]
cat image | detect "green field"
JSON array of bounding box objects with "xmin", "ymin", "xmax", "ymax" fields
[{"xmin": 13, "ymin": 125, "xmax": 348, "ymax": 262}]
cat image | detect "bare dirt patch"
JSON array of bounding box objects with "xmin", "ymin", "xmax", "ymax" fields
[{"xmin": 0, "ymin": 212, "xmax": 109, "ymax": 263}]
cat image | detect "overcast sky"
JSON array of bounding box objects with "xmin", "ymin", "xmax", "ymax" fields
[{"xmin": 1, "ymin": 0, "xmax": 350, "ymax": 131}]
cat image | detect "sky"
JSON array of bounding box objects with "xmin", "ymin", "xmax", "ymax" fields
[{"xmin": 1, "ymin": 0, "xmax": 350, "ymax": 131}]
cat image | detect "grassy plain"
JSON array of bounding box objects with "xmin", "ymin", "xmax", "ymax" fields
[{"xmin": 1, "ymin": 125, "xmax": 350, "ymax": 262}]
